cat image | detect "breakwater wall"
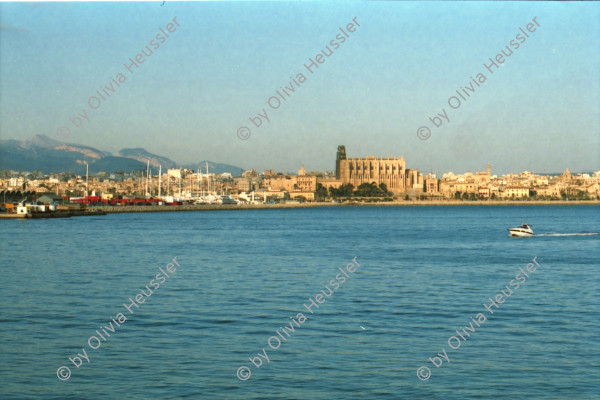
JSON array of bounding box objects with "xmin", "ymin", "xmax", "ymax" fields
[
  {"xmin": 87, "ymin": 200, "xmax": 599, "ymax": 214},
  {"xmin": 88, "ymin": 203, "xmax": 325, "ymax": 213}
]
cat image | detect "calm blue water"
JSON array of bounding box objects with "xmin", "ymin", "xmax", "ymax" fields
[{"xmin": 1, "ymin": 205, "xmax": 599, "ymax": 399}]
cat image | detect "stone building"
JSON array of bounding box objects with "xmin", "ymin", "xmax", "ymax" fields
[
  {"xmin": 424, "ymin": 174, "xmax": 439, "ymax": 193},
  {"xmin": 262, "ymin": 165, "xmax": 317, "ymax": 194},
  {"xmin": 262, "ymin": 175, "xmax": 296, "ymax": 192},
  {"xmin": 234, "ymin": 177, "xmax": 252, "ymax": 192},
  {"xmin": 504, "ymin": 186, "xmax": 530, "ymax": 198},
  {"xmin": 335, "ymin": 145, "xmax": 422, "ymax": 194},
  {"xmin": 475, "ymin": 164, "xmax": 492, "ymax": 184},
  {"xmin": 297, "ymin": 165, "xmax": 316, "ymax": 192}
]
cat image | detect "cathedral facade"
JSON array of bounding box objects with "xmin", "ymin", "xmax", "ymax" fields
[{"xmin": 335, "ymin": 145, "xmax": 422, "ymax": 193}]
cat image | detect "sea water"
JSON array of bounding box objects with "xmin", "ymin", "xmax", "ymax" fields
[{"xmin": 0, "ymin": 205, "xmax": 598, "ymax": 399}]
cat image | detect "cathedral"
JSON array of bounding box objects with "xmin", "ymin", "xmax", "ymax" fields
[{"xmin": 335, "ymin": 146, "xmax": 422, "ymax": 193}]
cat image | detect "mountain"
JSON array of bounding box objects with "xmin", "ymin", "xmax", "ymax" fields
[
  {"xmin": 116, "ymin": 148, "xmax": 177, "ymax": 171},
  {"xmin": 0, "ymin": 135, "xmax": 245, "ymax": 175},
  {"xmin": 0, "ymin": 135, "xmax": 113, "ymax": 173},
  {"xmin": 87, "ymin": 156, "xmax": 148, "ymax": 174},
  {"xmin": 184, "ymin": 161, "xmax": 245, "ymax": 176},
  {"xmin": 116, "ymin": 149, "xmax": 245, "ymax": 175}
]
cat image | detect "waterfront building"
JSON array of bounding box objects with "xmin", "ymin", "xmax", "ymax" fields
[
  {"xmin": 537, "ymin": 185, "xmax": 561, "ymax": 198},
  {"xmin": 297, "ymin": 165, "xmax": 317, "ymax": 192},
  {"xmin": 424, "ymin": 174, "xmax": 439, "ymax": 193},
  {"xmin": 475, "ymin": 164, "xmax": 492, "ymax": 184},
  {"xmin": 262, "ymin": 166, "xmax": 317, "ymax": 192},
  {"xmin": 584, "ymin": 182, "xmax": 600, "ymax": 195},
  {"xmin": 289, "ymin": 191, "xmax": 315, "ymax": 201},
  {"xmin": 234, "ymin": 177, "xmax": 252, "ymax": 192},
  {"xmin": 335, "ymin": 145, "xmax": 422, "ymax": 194},
  {"xmin": 0, "ymin": 190, "xmax": 36, "ymax": 204},
  {"xmin": 262, "ymin": 175, "xmax": 296, "ymax": 192},
  {"xmin": 261, "ymin": 166, "xmax": 318, "ymax": 201},
  {"xmin": 36, "ymin": 193, "xmax": 63, "ymax": 204},
  {"xmin": 478, "ymin": 187, "xmax": 491, "ymax": 198},
  {"xmin": 505, "ymin": 186, "xmax": 530, "ymax": 198},
  {"xmin": 438, "ymin": 164, "xmax": 493, "ymax": 198},
  {"xmin": 8, "ymin": 177, "xmax": 24, "ymax": 189},
  {"xmin": 439, "ymin": 179, "xmax": 478, "ymax": 197}
]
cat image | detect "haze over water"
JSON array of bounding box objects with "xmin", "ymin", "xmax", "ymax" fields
[{"xmin": 0, "ymin": 205, "xmax": 598, "ymax": 399}]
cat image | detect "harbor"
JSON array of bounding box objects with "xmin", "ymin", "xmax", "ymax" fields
[
  {"xmin": 3, "ymin": 199, "xmax": 598, "ymax": 219},
  {"xmin": 0, "ymin": 200, "xmax": 106, "ymax": 219}
]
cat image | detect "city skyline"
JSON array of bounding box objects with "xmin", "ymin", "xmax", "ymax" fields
[
  {"xmin": 1, "ymin": 2, "xmax": 599, "ymax": 176},
  {"xmin": 1, "ymin": 133, "xmax": 598, "ymax": 177}
]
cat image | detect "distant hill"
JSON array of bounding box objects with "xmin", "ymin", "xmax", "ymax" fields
[
  {"xmin": 0, "ymin": 135, "xmax": 245, "ymax": 175},
  {"xmin": 116, "ymin": 148, "xmax": 177, "ymax": 171},
  {"xmin": 88, "ymin": 156, "xmax": 147, "ymax": 174},
  {"xmin": 0, "ymin": 135, "xmax": 112, "ymax": 173},
  {"xmin": 184, "ymin": 161, "xmax": 245, "ymax": 176}
]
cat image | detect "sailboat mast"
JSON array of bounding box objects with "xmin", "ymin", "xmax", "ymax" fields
[
  {"xmin": 85, "ymin": 162, "xmax": 88, "ymax": 198},
  {"xmin": 145, "ymin": 160, "xmax": 149, "ymax": 196},
  {"xmin": 206, "ymin": 162, "xmax": 209, "ymax": 193}
]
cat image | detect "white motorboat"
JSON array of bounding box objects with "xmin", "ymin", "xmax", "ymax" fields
[{"xmin": 508, "ymin": 224, "xmax": 534, "ymax": 237}]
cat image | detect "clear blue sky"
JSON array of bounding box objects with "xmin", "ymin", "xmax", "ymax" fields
[{"xmin": 1, "ymin": 1, "xmax": 598, "ymax": 175}]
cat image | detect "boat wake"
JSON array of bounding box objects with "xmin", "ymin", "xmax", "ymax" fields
[{"xmin": 535, "ymin": 233, "xmax": 599, "ymax": 237}]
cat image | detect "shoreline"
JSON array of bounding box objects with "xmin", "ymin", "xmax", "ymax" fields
[{"xmin": 88, "ymin": 200, "xmax": 600, "ymax": 214}]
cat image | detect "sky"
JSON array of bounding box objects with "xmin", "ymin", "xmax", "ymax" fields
[{"xmin": 0, "ymin": 1, "xmax": 599, "ymax": 175}]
